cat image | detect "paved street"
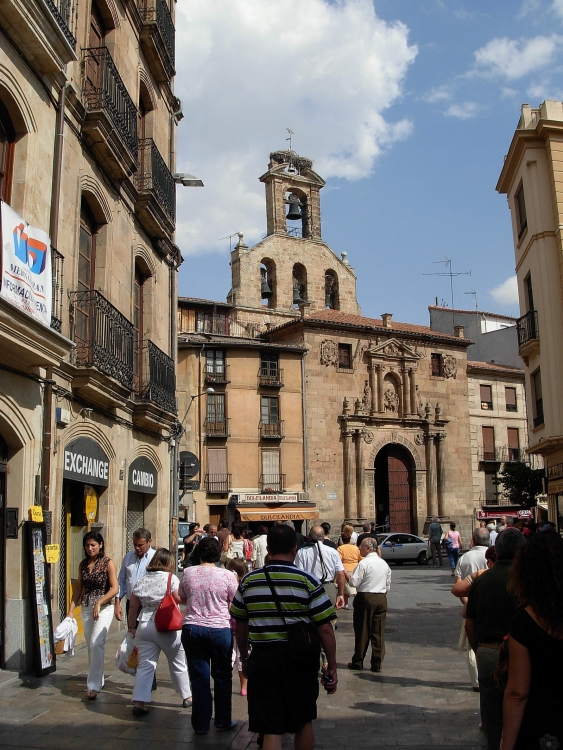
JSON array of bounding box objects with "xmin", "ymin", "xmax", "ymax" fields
[{"xmin": 0, "ymin": 566, "xmax": 484, "ymax": 750}]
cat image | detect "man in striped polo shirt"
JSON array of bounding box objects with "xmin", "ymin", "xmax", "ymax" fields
[{"xmin": 231, "ymin": 524, "xmax": 337, "ymax": 750}]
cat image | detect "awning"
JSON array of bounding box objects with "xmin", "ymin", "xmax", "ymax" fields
[
  {"xmin": 238, "ymin": 507, "xmax": 319, "ymax": 522},
  {"xmin": 548, "ymin": 481, "xmax": 563, "ymax": 495}
]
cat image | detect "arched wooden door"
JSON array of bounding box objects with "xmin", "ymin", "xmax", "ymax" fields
[{"xmin": 375, "ymin": 445, "xmax": 413, "ymax": 532}]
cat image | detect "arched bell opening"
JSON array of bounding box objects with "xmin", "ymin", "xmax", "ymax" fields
[
  {"xmin": 325, "ymin": 270, "xmax": 339, "ymax": 310},
  {"xmin": 260, "ymin": 258, "xmax": 276, "ymax": 308},
  {"xmin": 292, "ymin": 263, "xmax": 307, "ymax": 308},
  {"xmin": 285, "ymin": 189, "xmax": 309, "ymax": 238},
  {"xmin": 374, "ymin": 444, "xmax": 414, "ymax": 533}
]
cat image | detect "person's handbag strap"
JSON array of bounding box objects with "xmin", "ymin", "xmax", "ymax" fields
[
  {"xmin": 165, "ymin": 572, "xmax": 172, "ymax": 597},
  {"xmin": 316, "ymin": 541, "xmax": 330, "ymax": 584},
  {"xmin": 263, "ymin": 566, "xmax": 289, "ymax": 633}
]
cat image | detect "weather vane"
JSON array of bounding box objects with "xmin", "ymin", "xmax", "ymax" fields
[{"xmin": 286, "ymin": 128, "xmax": 294, "ymax": 151}]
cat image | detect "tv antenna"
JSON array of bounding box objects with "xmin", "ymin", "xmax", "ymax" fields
[
  {"xmin": 424, "ymin": 257, "xmax": 471, "ymax": 327},
  {"xmin": 465, "ymin": 291, "xmax": 479, "ymax": 310},
  {"xmin": 286, "ymin": 128, "xmax": 294, "ymax": 151},
  {"xmin": 219, "ymin": 232, "xmax": 242, "ymax": 252}
]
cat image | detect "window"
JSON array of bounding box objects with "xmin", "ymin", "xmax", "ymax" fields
[
  {"xmin": 76, "ymin": 201, "xmax": 97, "ymax": 344},
  {"xmin": 196, "ymin": 311, "xmax": 212, "ymax": 333},
  {"xmin": 525, "ymin": 274, "xmax": 535, "ymax": 313},
  {"xmin": 484, "ymin": 472, "xmax": 498, "ymax": 504},
  {"xmin": 482, "ymin": 426, "xmax": 495, "ymax": 460},
  {"xmin": 260, "ymin": 352, "xmax": 278, "ymax": 377},
  {"xmin": 507, "ymin": 428, "xmax": 520, "ymax": 461},
  {"xmin": 261, "ymin": 450, "xmax": 281, "ymax": 491},
  {"xmin": 261, "ymin": 396, "xmax": 279, "ymax": 424},
  {"xmin": 207, "ymin": 448, "xmax": 228, "ymax": 493},
  {"xmin": 196, "ymin": 310, "xmax": 229, "ymax": 334},
  {"xmin": 532, "ymin": 369, "xmax": 544, "ymax": 428},
  {"xmin": 207, "ymin": 393, "xmax": 225, "ymax": 423},
  {"xmin": 338, "ymin": 343, "xmax": 352, "ymax": 370},
  {"xmin": 515, "ymin": 182, "xmax": 528, "ymax": 239},
  {"xmin": 205, "ymin": 350, "xmax": 225, "ymax": 375},
  {"xmin": 431, "ymin": 353, "xmax": 443, "ymax": 377},
  {"xmin": 0, "ymin": 100, "xmax": 15, "ymax": 204},
  {"xmin": 480, "ymin": 384, "xmax": 493, "ymax": 410},
  {"xmin": 505, "ymin": 387, "xmax": 517, "ymax": 412},
  {"xmin": 133, "ymin": 265, "xmax": 147, "ymax": 389}
]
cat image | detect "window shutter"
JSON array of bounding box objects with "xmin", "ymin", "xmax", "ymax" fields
[
  {"xmin": 207, "ymin": 448, "xmax": 227, "ymax": 475},
  {"xmin": 505, "ymin": 387, "xmax": 516, "ymax": 410},
  {"xmin": 507, "ymin": 428, "xmax": 519, "ymax": 449},
  {"xmin": 262, "ymin": 450, "xmax": 280, "ymax": 476}
]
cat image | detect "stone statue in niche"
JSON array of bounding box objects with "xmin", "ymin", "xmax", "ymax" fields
[
  {"xmin": 443, "ymin": 355, "xmax": 457, "ymax": 379},
  {"xmin": 416, "ymin": 385, "xmax": 425, "ymax": 418},
  {"xmin": 320, "ymin": 339, "xmax": 338, "ymax": 366},
  {"xmin": 384, "ymin": 387, "xmax": 399, "ymax": 413},
  {"xmin": 362, "ymin": 380, "xmax": 371, "ymax": 413},
  {"xmin": 435, "ymin": 402, "xmax": 442, "ymax": 419}
]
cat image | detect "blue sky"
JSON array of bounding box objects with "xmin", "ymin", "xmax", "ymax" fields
[{"xmin": 174, "ymin": 0, "xmax": 563, "ymax": 326}]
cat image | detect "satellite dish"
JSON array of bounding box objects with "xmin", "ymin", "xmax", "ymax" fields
[{"xmin": 179, "ymin": 451, "xmax": 200, "ymax": 490}]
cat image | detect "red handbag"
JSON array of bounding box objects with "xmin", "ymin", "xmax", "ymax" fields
[{"xmin": 154, "ymin": 573, "xmax": 183, "ymax": 632}]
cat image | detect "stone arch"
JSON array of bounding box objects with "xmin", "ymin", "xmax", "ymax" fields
[
  {"xmin": 80, "ymin": 174, "xmax": 112, "ymax": 226},
  {"xmin": 325, "ymin": 269, "xmax": 339, "ymax": 310},
  {"xmin": 367, "ymin": 433, "xmax": 423, "ymax": 471},
  {"xmin": 285, "ymin": 186, "xmax": 309, "ymax": 238},
  {"xmin": 0, "ymin": 65, "xmax": 37, "ymax": 134},
  {"xmin": 292, "ymin": 262, "xmax": 307, "ymax": 306},
  {"xmin": 139, "ymin": 69, "xmax": 158, "ymax": 112},
  {"xmin": 0, "ymin": 393, "xmax": 34, "ymax": 448},
  {"xmin": 62, "ymin": 421, "xmax": 117, "ymax": 462},
  {"xmin": 260, "ymin": 257, "xmax": 276, "ymax": 308},
  {"xmin": 94, "ymin": 0, "xmax": 120, "ymax": 29},
  {"xmin": 134, "ymin": 244, "xmax": 156, "ymax": 278},
  {"xmin": 125, "ymin": 443, "xmax": 163, "ymax": 474}
]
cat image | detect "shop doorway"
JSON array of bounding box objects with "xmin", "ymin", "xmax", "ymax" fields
[
  {"xmin": 127, "ymin": 493, "xmax": 146, "ymax": 552},
  {"xmin": 374, "ymin": 445, "xmax": 413, "ymax": 532}
]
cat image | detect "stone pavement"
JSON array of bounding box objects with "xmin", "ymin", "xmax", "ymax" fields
[{"xmin": 0, "ymin": 566, "xmax": 485, "ymax": 750}]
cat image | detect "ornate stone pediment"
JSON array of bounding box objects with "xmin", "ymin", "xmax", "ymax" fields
[{"xmin": 367, "ymin": 338, "xmax": 422, "ymax": 363}]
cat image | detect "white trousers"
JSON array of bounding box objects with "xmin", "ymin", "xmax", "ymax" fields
[
  {"xmin": 132, "ymin": 620, "xmax": 191, "ymax": 704},
  {"xmin": 81, "ymin": 603, "xmax": 114, "ymax": 692}
]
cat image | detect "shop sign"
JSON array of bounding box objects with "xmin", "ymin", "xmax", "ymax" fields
[
  {"xmin": 85, "ymin": 487, "xmax": 98, "ymax": 522},
  {"xmin": 238, "ymin": 508, "xmax": 319, "ymax": 522},
  {"xmin": 63, "ymin": 437, "xmax": 110, "ymax": 486},
  {"xmin": 477, "ymin": 508, "xmax": 532, "ymax": 520},
  {"xmin": 242, "ymin": 493, "xmax": 298, "ymax": 504},
  {"xmin": 128, "ymin": 456, "xmax": 158, "ymax": 494},
  {"xmin": 1, "ymin": 202, "xmax": 52, "ymax": 326}
]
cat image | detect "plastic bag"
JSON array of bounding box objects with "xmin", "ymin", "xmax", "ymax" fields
[{"xmin": 115, "ymin": 632, "xmax": 138, "ymax": 675}]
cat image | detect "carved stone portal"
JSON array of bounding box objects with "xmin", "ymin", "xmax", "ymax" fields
[{"xmin": 320, "ymin": 339, "xmax": 338, "ymax": 366}]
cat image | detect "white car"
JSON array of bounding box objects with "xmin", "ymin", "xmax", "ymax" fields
[{"xmin": 376, "ymin": 533, "xmax": 428, "ymax": 565}]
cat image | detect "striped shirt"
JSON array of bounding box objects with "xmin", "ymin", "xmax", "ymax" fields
[{"xmin": 229, "ymin": 562, "xmax": 336, "ymax": 645}]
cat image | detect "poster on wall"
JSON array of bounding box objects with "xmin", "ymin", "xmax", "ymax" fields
[
  {"xmin": 26, "ymin": 521, "xmax": 56, "ymax": 677},
  {"xmin": 1, "ymin": 201, "xmax": 52, "ymax": 326}
]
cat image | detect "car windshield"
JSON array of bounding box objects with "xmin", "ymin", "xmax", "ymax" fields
[
  {"xmin": 376, "ymin": 535, "xmax": 388, "ymax": 543},
  {"xmin": 178, "ymin": 523, "xmax": 191, "ymax": 540}
]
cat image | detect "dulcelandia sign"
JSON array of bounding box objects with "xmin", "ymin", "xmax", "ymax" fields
[{"xmin": 1, "ymin": 201, "xmax": 52, "ymax": 326}]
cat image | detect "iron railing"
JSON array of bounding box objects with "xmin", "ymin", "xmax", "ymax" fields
[
  {"xmin": 83, "ymin": 47, "xmax": 138, "ymax": 158},
  {"xmin": 480, "ymin": 491, "xmax": 511, "ymax": 507},
  {"xmin": 204, "ymin": 364, "xmax": 230, "ymax": 384},
  {"xmin": 204, "ymin": 418, "xmax": 231, "ymax": 437},
  {"xmin": 516, "ymin": 310, "xmax": 539, "ymax": 346},
  {"xmin": 479, "ymin": 446, "xmax": 502, "ymax": 462},
  {"xmin": 139, "ymin": 0, "xmax": 175, "ymax": 69},
  {"xmin": 259, "ymin": 420, "xmax": 284, "ymax": 439},
  {"xmin": 135, "ymin": 340, "xmax": 176, "ymax": 413},
  {"xmin": 259, "ymin": 474, "xmax": 285, "ymax": 492},
  {"xmin": 205, "ymin": 473, "xmax": 231, "ymax": 493},
  {"xmin": 51, "ymin": 248, "xmax": 64, "ymax": 332},
  {"xmin": 69, "ymin": 290, "xmax": 134, "ymax": 389},
  {"xmin": 44, "ymin": 0, "xmax": 77, "ymax": 49},
  {"xmin": 137, "ymin": 138, "xmax": 175, "ymax": 224},
  {"xmin": 258, "ymin": 367, "xmax": 284, "ymax": 388}
]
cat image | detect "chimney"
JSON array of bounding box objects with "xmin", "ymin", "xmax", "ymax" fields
[
  {"xmin": 454, "ymin": 325, "xmax": 464, "ymax": 338},
  {"xmin": 381, "ymin": 313, "xmax": 392, "ymax": 329}
]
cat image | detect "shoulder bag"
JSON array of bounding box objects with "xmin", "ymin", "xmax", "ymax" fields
[
  {"xmin": 263, "ymin": 566, "xmax": 321, "ymax": 662},
  {"xmin": 154, "ymin": 573, "xmax": 183, "ymax": 632}
]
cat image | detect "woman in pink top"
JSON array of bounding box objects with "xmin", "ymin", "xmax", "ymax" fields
[
  {"xmin": 445, "ymin": 522, "xmax": 462, "ymax": 576},
  {"xmin": 179, "ymin": 537, "xmax": 239, "ymax": 735}
]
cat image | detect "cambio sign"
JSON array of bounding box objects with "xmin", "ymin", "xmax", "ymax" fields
[
  {"xmin": 1, "ymin": 202, "xmax": 52, "ymax": 326},
  {"xmin": 63, "ymin": 437, "xmax": 110, "ymax": 487},
  {"xmin": 128, "ymin": 456, "xmax": 158, "ymax": 494}
]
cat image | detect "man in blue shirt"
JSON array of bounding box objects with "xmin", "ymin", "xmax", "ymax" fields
[{"xmin": 114, "ymin": 528, "xmax": 155, "ymax": 622}]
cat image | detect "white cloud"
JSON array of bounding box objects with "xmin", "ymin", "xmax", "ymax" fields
[
  {"xmin": 174, "ymin": 0, "xmax": 417, "ymax": 256},
  {"xmin": 489, "ymin": 276, "xmax": 519, "ymax": 306},
  {"xmin": 473, "ymin": 35, "xmax": 563, "ymax": 80},
  {"xmin": 445, "ymin": 101, "xmax": 483, "ymax": 119},
  {"xmin": 424, "ymin": 85, "xmax": 452, "ymax": 103},
  {"xmin": 553, "ymin": 0, "xmax": 563, "ymax": 18}
]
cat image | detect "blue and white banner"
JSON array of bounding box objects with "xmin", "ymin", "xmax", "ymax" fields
[{"xmin": 1, "ymin": 201, "xmax": 52, "ymax": 327}]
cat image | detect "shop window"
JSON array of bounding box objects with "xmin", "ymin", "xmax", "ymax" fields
[
  {"xmin": 338, "ymin": 343, "xmax": 352, "ymax": 370},
  {"xmin": 480, "ymin": 384, "xmax": 493, "ymax": 410},
  {"xmin": 431, "ymin": 353, "xmax": 443, "ymax": 377},
  {"xmin": 505, "ymin": 387, "xmax": 517, "ymax": 412}
]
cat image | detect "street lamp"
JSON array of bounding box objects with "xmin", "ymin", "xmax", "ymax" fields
[
  {"xmin": 174, "ymin": 173, "xmax": 204, "ymax": 187},
  {"xmin": 191, "ymin": 386, "xmax": 215, "ymax": 401}
]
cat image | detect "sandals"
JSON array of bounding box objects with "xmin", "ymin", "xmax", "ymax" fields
[{"xmin": 87, "ymin": 690, "xmax": 97, "ymax": 700}]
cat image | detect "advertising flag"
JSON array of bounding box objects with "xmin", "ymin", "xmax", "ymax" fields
[{"xmin": 1, "ymin": 201, "xmax": 52, "ymax": 327}]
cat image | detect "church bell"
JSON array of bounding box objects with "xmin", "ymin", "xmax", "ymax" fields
[
  {"xmin": 261, "ymin": 269, "xmax": 272, "ymax": 298},
  {"xmin": 286, "ymin": 195, "xmax": 302, "ymax": 221}
]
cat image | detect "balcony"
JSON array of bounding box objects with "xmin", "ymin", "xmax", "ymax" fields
[
  {"xmin": 258, "ymin": 367, "xmax": 284, "ymax": 388},
  {"xmin": 259, "ymin": 420, "xmax": 285, "ymax": 439},
  {"xmin": 82, "ymin": 47, "xmax": 138, "ymax": 180},
  {"xmin": 480, "ymin": 491, "xmax": 511, "ymax": 507},
  {"xmin": 479, "ymin": 446, "xmax": 502, "ymax": 462},
  {"xmin": 517, "ymin": 310, "xmax": 539, "ymax": 358},
  {"xmin": 204, "ymin": 364, "xmax": 230, "ymax": 384},
  {"xmin": 69, "ymin": 290, "xmax": 133, "ymax": 406},
  {"xmin": 51, "ymin": 248, "xmax": 64, "ymax": 333},
  {"xmin": 139, "ymin": 0, "xmax": 175, "ymax": 82},
  {"xmin": 504, "ymin": 446, "xmax": 522, "ymax": 462},
  {"xmin": 133, "ymin": 340, "xmax": 176, "ymax": 428},
  {"xmin": 259, "ymin": 474, "xmax": 285, "ymax": 492},
  {"xmin": 205, "ymin": 474, "xmax": 231, "ymax": 493},
  {"xmin": 135, "ymin": 138, "xmax": 175, "ymax": 238},
  {"xmin": 204, "ymin": 418, "xmax": 231, "ymax": 438}
]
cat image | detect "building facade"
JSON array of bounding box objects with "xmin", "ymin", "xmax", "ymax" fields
[
  {"xmin": 0, "ymin": 0, "xmax": 180, "ymax": 669},
  {"xmin": 497, "ymin": 100, "xmax": 563, "ymax": 529}
]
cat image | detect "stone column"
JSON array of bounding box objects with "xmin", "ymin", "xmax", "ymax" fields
[
  {"xmin": 342, "ymin": 430, "xmax": 356, "ymax": 522},
  {"xmin": 401, "ymin": 366, "xmax": 409, "ymax": 417},
  {"xmin": 368, "ymin": 363, "xmax": 377, "ymax": 415},
  {"xmin": 376, "ymin": 365, "xmax": 384, "ymax": 413},
  {"xmin": 409, "ymin": 367, "xmax": 417, "ymax": 415},
  {"xmin": 355, "ymin": 430, "xmax": 366, "ymax": 521},
  {"xmin": 425, "ymin": 433, "xmax": 438, "ymax": 517},
  {"xmin": 436, "ymin": 432, "xmax": 447, "ymax": 516}
]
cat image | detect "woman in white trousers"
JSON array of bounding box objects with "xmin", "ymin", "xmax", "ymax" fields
[
  {"xmin": 128, "ymin": 548, "xmax": 191, "ymax": 716},
  {"xmin": 67, "ymin": 531, "xmax": 119, "ymax": 698}
]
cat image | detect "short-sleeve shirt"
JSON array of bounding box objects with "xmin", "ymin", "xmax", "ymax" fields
[
  {"xmin": 338, "ymin": 543, "xmax": 362, "ymax": 573},
  {"xmin": 132, "ymin": 571, "xmax": 179, "ymax": 622},
  {"xmin": 465, "ymin": 560, "xmax": 517, "ymax": 643},
  {"xmin": 428, "ymin": 523, "xmax": 443, "ymax": 543},
  {"xmin": 230, "ymin": 562, "xmax": 336, "ymax": 645},
  {"xmin": 294, "ymin": 542, "xmax": 344, "ymax": 582},
  {"xmin": 179, "ymin": 565, "xmax": 238, "ymax": 629}
]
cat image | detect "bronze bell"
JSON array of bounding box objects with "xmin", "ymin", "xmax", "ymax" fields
[
  {"xmin": 261, "ymin": 270, "xmax": 272, "ymax": 298},
  {"xmin": 286, "ymin": 195, "xmax": 302, "ymax": 221},
  {"xmin": 325, "ymin": 290, "xmax": 332, "ymax": 308},
  {"xmin": 292, "ymin": 278, "xmax": 304, "ymax": 305}
]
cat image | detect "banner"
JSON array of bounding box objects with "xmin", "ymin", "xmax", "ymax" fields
[{"xmin": 1, "ymin": 201, "xmax": 52, "ymax": 326}]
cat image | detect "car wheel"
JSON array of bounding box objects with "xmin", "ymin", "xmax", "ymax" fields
[{"xmin": 417, "ymin": 551, "xmax": 428, "ymax": 565}]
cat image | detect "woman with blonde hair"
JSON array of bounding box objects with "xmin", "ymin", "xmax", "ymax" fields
[{"xmin": 128, "ymin": 547, "xmax": 191, "ymax": 716}]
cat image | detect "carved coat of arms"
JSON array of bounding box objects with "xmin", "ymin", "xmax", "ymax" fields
[
  {"xmin": 320, "ymin": 339, "xmax": 338, "ymax": 366},
  {"xmin": 443, "ymin": 355, "xmax": 457, "ymax": 379}
]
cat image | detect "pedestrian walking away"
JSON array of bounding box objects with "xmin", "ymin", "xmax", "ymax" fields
[
  {"xmin": 347, "ymin": 536, "xmax": 391, "ymax": 672},
  {"xmin": 231, "ymin": 523, "xmax": 338, "ymax": 750},
  {"xmin": 127, "ymin": 548, "xmax": 191, "ymax": 716},
  {"xmin": 66, "ymin": 531, "xmax": 119, "ymax": 699},
  {"xmin": 337, "ymin": 531, "xmax": 362, "ymax": 609},
  {"xmin": 455, "ymin": 527, "xmax": 490, "ymax": 582},
  {"xmin": 251, "ymin": 525, "xmax": 269, "ymax": 570},
  {"xmin": 294, "ymin": 525, "xmax": 346, "ymax": 610},
  {"xmin": 427, "ymin": 516, "xmax": 444, "ymax": 568},
  {"xmin": 444, "ymin": 522, "xmax": 462, "ymax": 576}
]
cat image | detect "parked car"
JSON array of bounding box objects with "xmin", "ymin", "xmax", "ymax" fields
[
  {"xmin": 177, "ymin": 522, "xmax": 192, "ymax": 566},
  {"xmin": 376, "ymin": 533, "xmax": 428, "ymax": 565}
]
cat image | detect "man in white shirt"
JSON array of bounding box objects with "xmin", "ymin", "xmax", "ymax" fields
[
  {"xmin": 115, "ymin": 528, "xmax": 156, "ymax": 621},
  {"xmin": 454, "ymin": 527, "xmax": 490, "ymax": 582},
  {"xmin": 251, "ymin": 526, "xmax": 268, "ymax": 569},
  {"xmin": 295, "ymin": 526, "xmax": 345, "ymax": 609},
  {"xmin": 348, "ymin": 537, "xmax": 391, "ymax": 672}
]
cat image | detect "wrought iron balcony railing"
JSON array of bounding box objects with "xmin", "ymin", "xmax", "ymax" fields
[
  {"xmin": 135, "ymin": 339, "xmax": 176, "ymax": 413},
  {"xmin": 479, "ymin": 446, "xmax": 502, "ymax": 462},
  {"xmin": 45, "ymin": 0, "xmax": 77, "ymax": 48},
  {"xmin": 205, "ymin": 473, "xmax": 231, "ymax": 493},
  {"xmin": 204, "ymin": 418, "xmax": 231, "ymax": 437},
  {"xmin": 69, "ymin": 290, "xmax": 134, "ymax": 390},
  {"xmin": 480, "ymin": 491, "xmax": 511, "ymax": 507},
  {"xmin": 139, "ymin": 0, "xmax": 175, "ymax": 70},
  {"xmin": 83, "ymin": 47, "xmax": 138, "ymax": 158},
  {"xmin": 259, "ymin": 474, "xmax": 285, "ymax": 492},
  {"xmin": 259, "ymin": 420, "xmax": 285, "ymax": 439},
  {"xmin": 517, "ymin": 310, "xmax": 539, "ymax": 347},
  {"xmin": 258, "ymin": 367, "xmax": 284, "ymax": 388},
  {"xmin": 204, "ymin": 364, "xmax": 230, "ymax": 384},
  {"xmin": 51, "ymin": 248, "xmax": 64, "ymax": 332},
  {"xmin": 137, "ymin": 138, "xmax": 175, "ymax": 224}
]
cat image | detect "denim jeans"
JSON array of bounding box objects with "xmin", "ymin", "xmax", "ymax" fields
[
  {"xmin": 447, "ymin": 547, "xmax": 460, "ymax": 569},
  {"xmin": 181, "ymin": 625, "xmax": 233, "ymax": 732}
]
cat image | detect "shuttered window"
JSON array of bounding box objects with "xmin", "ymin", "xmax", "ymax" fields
[
  {"xmin": 338, "ymin": 344, "xmax": 352, "ymax": 369},
  {"xmin": 507, "ymin": 428, "xmax": 520, "ymax": 461},
  {"xmin": 482, "ymin": 426, "xmax": 495, "ymax": 460},
  {"xmin": 207, "ymin": 448, "xmax": 227, "ymax": 475},
  {"xmin": 431, "ymin": 353, "xmax": 443, "ymax": 377},
  {"xmin": 505, "ymin": 387, "xmax": 517, "ymax": 412},
  {"xmin": 480, "ymin": 385, "xmax": 493, "ymax": 410}
]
